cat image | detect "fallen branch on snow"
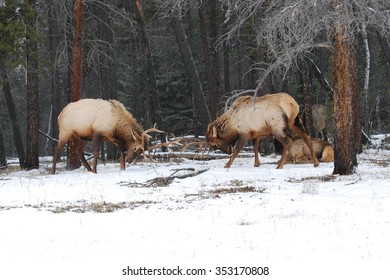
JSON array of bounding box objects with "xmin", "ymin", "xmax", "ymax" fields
[{"xmin": 118, "ymin": 168, "xmax": 209, "ymax": 188}]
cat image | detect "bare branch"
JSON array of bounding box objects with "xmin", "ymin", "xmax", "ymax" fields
[{"xmin": 218, "ymin": 0, "xmax": 390, "ymax": 88}]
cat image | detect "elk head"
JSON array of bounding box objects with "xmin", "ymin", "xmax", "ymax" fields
[{"xmin": 206, "ymin": 123, "xmax": 234, "ymax": 154}]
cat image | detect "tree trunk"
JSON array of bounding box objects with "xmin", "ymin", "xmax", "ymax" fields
[
  {"xmin": 25, "ymin": 0, "xmax": 40, "ymax": 170},
  {"xmin": 0, "ymin": 125, "xmax": 7, "ymax": 168},
  {"xmin": 47, "ymin": 0, "xmax": 62, "ymax": 155},
  {"xmin": 95, "ymin": 2, "xmax": 118, "ymax": 160},
  {"xmin": 130, "ymin": 34, "xmax": 143, "ymax": 119},
  {"xmin": 68, "ymin": 0, "xmax": 83, "ymax": 170},
  {"xmin": 361, "ymin": 23, "xmax": 370, "ymax": 134},
  {"xmin": 71, "ymin": 0, "xmax": 83, "ymax": 103},
  {"xmin": 223, "ymin": 22, "xmax": 231, "ymax": 94},
  {"xmin": 332, "ymin": 28, "xmax": 359, "ymax": 175},
  {"xmin": 134, "ymin": 0, "xmax": 166, "ymax": 145},
  {"xmin": 170, "ymin": 17, "xmax": 211, "ymax": 136},
  {"xmin": 377, "ymin": 32, "xmax": 390, "ymax": 67},
  {"xmin": 208, "ymin": 0, "xmax": 223, "ymax": 119},
  {"xmin": 198, "ymin": 7, "xmax": 214, "ymax": 108},
  {"xmin": 300, "ymin": 56, "xmax": 315, "ymax": 137},
  {"xmin": 1, "ymin": 67, "xmax": 26, "ymax": 168},
  {"xmin": 123, "ymin": 1, "xmax": 143, "ymax": 120}
]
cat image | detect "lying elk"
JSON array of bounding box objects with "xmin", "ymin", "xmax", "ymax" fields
[
  {"xmin": 285, "ymin": 138, "xmax": 334, "ymax": 164},
  {"xmin": 51, "ymin": 99, "xmax": 162, "ymax": 174},
  {"xmin": 206, "ymin": 93, "xmax": 319, "ymax": 169}
]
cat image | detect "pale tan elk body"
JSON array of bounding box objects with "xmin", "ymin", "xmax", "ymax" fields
[
  {"xmin": 51, "ymin": 99, "xmax": 155, "ymax": 174},
  {"xmin": 287, "ymin": 138, "xmax": 334, "ymax": 164},
  {"xmin": 206, "ymin": 93, "xmax": 319, "ymax": 169},
  {"xmin": 312, "ymin": 104, "xmax": 327, "ymax": 139}
]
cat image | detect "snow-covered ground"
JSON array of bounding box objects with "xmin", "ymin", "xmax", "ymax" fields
[{"xmin": 1, "ymin": 137, "xmax": 390, "ymax": 279}]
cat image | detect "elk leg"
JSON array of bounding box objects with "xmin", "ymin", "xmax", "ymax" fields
[
  {"xmin": 92, "ymin": 134, "xmax": 103, "ymax": 173},
  {"xmin": 119, "ymin": 153, "xmax": 126, "ymax": 170},
  {"xmin": 78, "ymin": 140, "xmax": 92, "ymax": 172},
  {"xmin": 51, "ymin": 140, "xmax": 67, "ymax": 174},
  {"xmin": 275, "ymin": 135, "xmax": 292, "ymax": 169},
  {"xmin": 252, "ymin": 138, "xmax": 261, "ymax": 167},
  {"xmin": 289, "ymin": 118, "xmax": 320, "ymax": 167},
  {"xmin": 224, "ymin": 136, "xmax": 248, "ymax": 168}
]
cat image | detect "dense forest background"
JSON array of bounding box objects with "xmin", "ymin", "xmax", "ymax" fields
[{"xmin": 1, "ymin": 0, "xmax": 390, "ymax": 175}]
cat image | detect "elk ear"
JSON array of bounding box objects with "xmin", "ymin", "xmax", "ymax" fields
[{"xmin": 211, "ymin": 126, "xmax": 218, "ymax": 138}]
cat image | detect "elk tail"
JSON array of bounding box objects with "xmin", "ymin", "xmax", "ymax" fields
[{"xmin": 294, "ymin": 116, "xmax": 308, "ymax": 135}]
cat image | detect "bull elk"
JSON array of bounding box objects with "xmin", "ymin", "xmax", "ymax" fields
[
  {"xmin": 206, "ymin": 93, "xmax": 319, "ymax": 169},
  {"xmin": 51, "ymin": 99, "xmax": 162, "ymax": 174}
]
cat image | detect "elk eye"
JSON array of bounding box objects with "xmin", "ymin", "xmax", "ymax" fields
[
  {"xmin": 217, "ymin": 143, "xmax": 221, "ymax": 148},
  {"xmin": 133, "ymin": 147, "xmax": 138, "ymax": 152}
]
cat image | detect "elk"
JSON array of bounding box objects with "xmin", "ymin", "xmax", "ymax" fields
[
  {"xmin": 51, "ymin": 99, "xmax": 161, "ymax": 174},
  {"xmin": 206, "ymin": 93, "xmax": 319, "ymax": 169},
  {"xmin": 312, "ymin": 104, "xmax": 327, "ymax": 139},
  {"xmin": 286, "ymin": 138, "xmax": 334, "ymax": 164},
  {"xmin": 301, "ymin": 104, "xmax": 328, "ymax": 139}
]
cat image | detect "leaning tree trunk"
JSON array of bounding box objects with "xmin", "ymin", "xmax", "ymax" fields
[
  {"xmin": 332, "ymin": 27, "xmax": 360, "ymax": 175},
  {"xmin": 170, "ymin": 17, "xmax": 211, "ymax": 136},
  {"xmin": 1, "ymin": 66, "xmax": 26, "ymax": 168},
  {"xmin": 67, "ymin": 0, "xmax": 83, "ymax": 171},
  {"xmin": 25, "ymin": 0, "xmax": 40, "ymax": 170}
]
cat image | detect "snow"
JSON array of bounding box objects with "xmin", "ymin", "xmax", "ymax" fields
[{"xmin": 1, "ymin": 144, "xmax": 390, "ymax": 280}]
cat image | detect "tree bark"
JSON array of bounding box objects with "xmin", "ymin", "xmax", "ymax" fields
[
  {"xmin": 377, "ymin": 32, "xmax": 390, "ymax": 67},
  {"xmin": 95, "ymin": 2, "xmax": 119, "ymax": 160},
  {"xmin": 47, "ymin": 0, "xmax": 62, "ymax": 155},
  {"xmin": 0, "ymin": 67, "xmax": 26, "ymax": 167},
  {"xmin": 0, "ymin": 126, "xmax": 6, "ymax": 167},
  {"xmin": 208, "ymin": 0, "xmax": 223, "ymax": 119},
  {"xmin": 223, "ymin": 22, "xmax": 231, "ymax": 95},
  {"xmin": 361, "ymin": 23, "xmax": 370, "ymax": 134},
  {"xmin": 300, "ymin": 56, "xmax": 315, "ymax": 137},
  {"xmin": 25, "ymin": 0, "xmax": 40, "ymax": 170},
  {"xmin": 123, "ymin": 0, "xmax": 143, "ymax": 120},
  {"xmin": 170, "ymin": 17, "xmax": 211, "ymax": 136},
  {"xmin": 134, "ymin": 0, "xmax": 166, "ymax": 145},
  {"xmin": 67, "ymin": 0, "xmax": 83, "ymax": 170},
  {"xmin": 70, "ymin": 0, "xmax": 83, "ymax": 103},
  {"xmin": 332, "ymin": 27, "xmax": 359, "ymax": 175},
  {"xmin": 198, "ymin": 7, "xmax": 214, "ymax": 108}
]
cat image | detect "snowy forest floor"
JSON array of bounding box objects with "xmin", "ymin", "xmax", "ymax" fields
[{"xmin": 1, "ymin": 135, "xmax": 390, "ymax": 280}]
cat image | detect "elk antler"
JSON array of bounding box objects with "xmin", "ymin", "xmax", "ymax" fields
[
  {"xmin": 173, "ymin": 137, "xmax": 209, "ymax": 151},
  {"xmin": 147, "ymin": 138, "xmax": 183, "ymax": 153},
  {"xmin": 143, "ymin": 123, "xmax": 164, "ymax": 138}
]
